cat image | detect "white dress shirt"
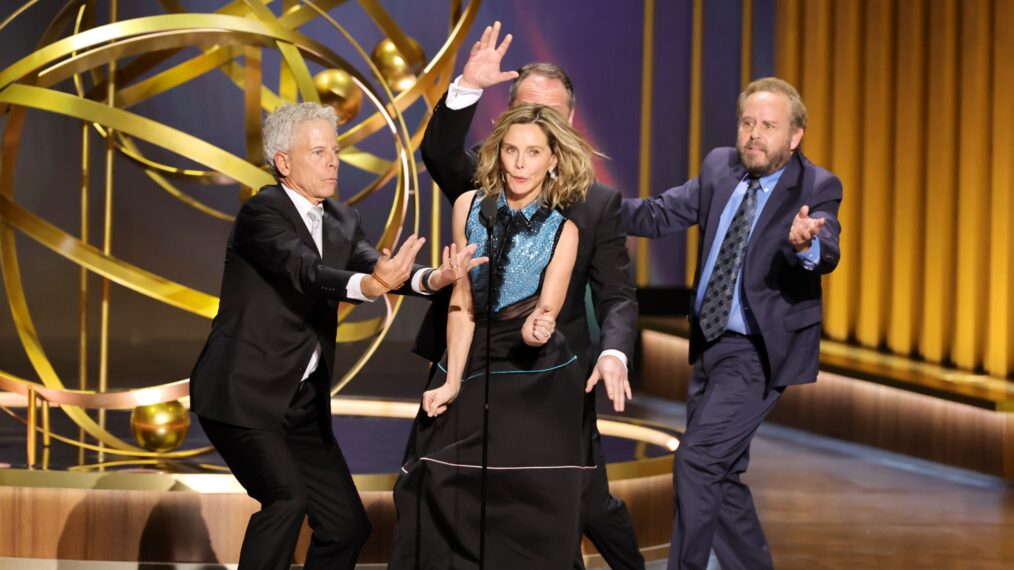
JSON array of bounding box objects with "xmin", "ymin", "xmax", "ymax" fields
[{"xmin": 281, "ymin": 185, "xmax": 434, "ymax": 380}]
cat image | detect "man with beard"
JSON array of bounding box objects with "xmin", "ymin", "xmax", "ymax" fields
[{"xmin": 621, "ymin": 77, "xmax": 842, "ymax": 570}]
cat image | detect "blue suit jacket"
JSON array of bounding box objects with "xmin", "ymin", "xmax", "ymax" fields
[{"xmin": 622, "ymin": 147, "xmax": 842, "ymax": 388}]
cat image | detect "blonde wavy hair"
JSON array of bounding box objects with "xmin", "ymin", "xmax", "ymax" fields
[{"xmin": 474, "ymin": 104, "xmax": 596, "ymax": 210}]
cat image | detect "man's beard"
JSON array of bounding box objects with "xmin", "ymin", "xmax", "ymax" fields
[{"xmin": 738, "ymin": 140, "xmax": 792, "ymax": 176}]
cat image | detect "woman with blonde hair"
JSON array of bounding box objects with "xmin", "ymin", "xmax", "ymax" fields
[{"xmin": 390, "ymin": 104, "xmax": 598, "ymax": 568}]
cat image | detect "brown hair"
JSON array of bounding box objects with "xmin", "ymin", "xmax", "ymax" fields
[{"xmin": 737, "ymin": 77, "xmax": 808, "ymax": 131}]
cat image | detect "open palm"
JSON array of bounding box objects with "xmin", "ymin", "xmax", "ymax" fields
[{"xmin": 460, "ymin": 21, "xmax": 520, "ymax": 89}]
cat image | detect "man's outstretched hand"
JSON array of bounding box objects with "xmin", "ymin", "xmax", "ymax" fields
[
  {"xmin": 789, "ymin": 205, "xmax": 826, "ymax": 252},
  {"xmin": 363, "ymin": 234, "xmax": 426, "ymax": 298}
]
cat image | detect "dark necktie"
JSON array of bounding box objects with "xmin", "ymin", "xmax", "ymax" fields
[{"xmin": 698, "ymin": 176, "xmax": 762, "ymax": 341}]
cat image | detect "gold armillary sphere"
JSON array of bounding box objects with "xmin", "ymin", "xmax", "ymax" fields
[{"xmin": 0, "ymin": 0, "xmax": 481, "ymax": 462}]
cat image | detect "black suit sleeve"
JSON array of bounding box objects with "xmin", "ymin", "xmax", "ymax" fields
[
  {"xmin": 587, "ymin": 186, "xmax": 639, "ymax": 361},
  {"xmin": 233, "ymin": 197, "xmax": 368, "ymax": 302},
  {"xmin": 421, "ymin": 92, "xmax": 480, "ymax": 203},
  {"xmin": 346, "ymin": 208, "xmax": 384, "ymax": 272}
]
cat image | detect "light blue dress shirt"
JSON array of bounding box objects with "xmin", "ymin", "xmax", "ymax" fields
[{"xmin": 693, "ymin": 168, "xmax": 821, "ymax": 335}]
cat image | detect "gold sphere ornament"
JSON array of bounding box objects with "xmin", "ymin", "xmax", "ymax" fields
[
  {"xmin": 370, "ymin": 37, "xmax": 425, "ymax": 92},
  {"xmin": 130, "ymin": 401, "xmax": 191, "ymax": 453},
  {"xmin": 314, "ymin": 68, "xmax": 364, "ymax": 125}
]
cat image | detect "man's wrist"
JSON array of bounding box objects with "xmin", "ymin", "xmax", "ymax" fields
[
  {"xmin": 458, "ymin": 76, "xmax": 481, "ymax": 90},
  {"xmin": 420, "ymin": 268, "xmax": 437, "ymax": 293},
  {"xmin": 362, "ymin": 274, "xmax": 388, "ymax": 299},
  {"xmin": 598, "ymin": 349, "xmax": 629, "ymax": 372},
  {"xmin": 349, "ymin": 273, "xmax": 377, "ymax": 302},
  {"xmin": 446, "ymin": 76, "xmax": 483, "ymax": 110},
  {"xmin": 794, "ymin": 237, "xmax": 821, "ymax": 269}
]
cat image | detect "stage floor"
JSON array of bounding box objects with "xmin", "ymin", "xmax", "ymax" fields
[
  {"xmin": 2, "ymin": 395, "xmax": 1013, "ymax": 568},
  {"xmin": 632, "ymin": 397, "xmax": 1014, "ymax": 570}
]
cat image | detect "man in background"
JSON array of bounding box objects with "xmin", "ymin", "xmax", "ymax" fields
[{"xmin": 417, "ymin": 22, "xmax": 644, "ymax": 570}]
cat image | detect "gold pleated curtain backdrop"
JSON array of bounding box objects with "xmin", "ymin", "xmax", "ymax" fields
[{"xmin": 775, "ymin": 0, "xmax": 1014, "ymax": 378}]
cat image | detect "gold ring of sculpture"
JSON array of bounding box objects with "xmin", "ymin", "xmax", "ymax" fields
[{"xmin": 0, "ymin": 0, "xmax": 480, "ymax": 456}]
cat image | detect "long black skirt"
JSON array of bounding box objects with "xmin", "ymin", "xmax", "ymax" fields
[{"xmin": 389, "ymin": 316, "xmax": 590, "ymax": 569}]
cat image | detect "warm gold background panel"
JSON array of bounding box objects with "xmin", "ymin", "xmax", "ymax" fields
[
  {"xmin": 856, "ymin": 0, "xmax": 895, "ymax": 348},
  {"xmin": 824, "ymin": 0, "xmax": 863, "ymax": 341},
  {"xmin": 683, "ymin": 0, "xmax": 704, "ymax": 289},
  {"xmin": 636, "ymin": 0, "xmax": 655, "ymax": 287},
  {"xmin": 774, "ymin": 0, "xmax": 801, "ymax": 87},
  {"xmin": 986, "ymin": 0, "xmax": 1014, "ymax": 375},
  {"xmin": 798, "ymin": 0, "xmax": 834, "ymax": 341},
  {"xmin": 954, "ymin": 0, "xmax": 992, "ymax": 370},
  {"xmin": 776, "ymin": 0, "xmax": 1012, "ymax": 377},
  {"xmin": 798, "ymin": 0, "xmax": 831, "ymax": 168},
  {"xmin": 888, "ymin": 0, "xmax": 926, "ymax": 356},
  {"xmin": 921, "ymin": 0, "xmax": 960, "ymax": 365}
]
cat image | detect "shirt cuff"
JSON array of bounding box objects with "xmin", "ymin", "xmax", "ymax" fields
[
  {"xmin": 410, "ymin": 268, "xmax": 433, "ymax": 295},
  {"xmin": 795, "ymin": 238, "xmax": 821, "ymax": 270},
  {"xmin": 445, "ymin": 75, "xmax": 483, "ymax": 110},
  {"xmin": 598, "ymin": 349, "xmax": 628, "ymax": 372},
  {"xmin": 346, "ymin": 273, "xmax": 375, "ymax": 302}
]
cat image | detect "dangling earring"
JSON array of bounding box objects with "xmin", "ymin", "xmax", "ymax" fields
[{"xmin": 549, "ymin": 168, "xmax": 557, "ymax": 180}]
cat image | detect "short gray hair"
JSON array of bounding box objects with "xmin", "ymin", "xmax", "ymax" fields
[{"xmin": 262, "ymin": 102, "xmax": 338, "ymax": 179}]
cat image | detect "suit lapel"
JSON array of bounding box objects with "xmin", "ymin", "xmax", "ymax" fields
[
  {"xmin": 270, "ymin": 184, "xmax": 321, "ymax": 258},
  {"xmin": 749, "ymin": 151, "xmax": 804, "ymax": 249},
  {"xmin": 321, "ymin": 200, "xmax": 344, "ymax": 268},
  {"xmin": 701, "ymin": 159, "xmax": 747, "ymax": 262}
]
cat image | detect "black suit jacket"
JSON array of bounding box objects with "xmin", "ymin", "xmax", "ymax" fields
[
  {"xmin": 190, "ymin": 184, "xmax": 400, "ymax": 430},
  {"xmin": 622, "ymin": 147, "xmax": 842, "ymax": 388},
  {"xmin": 416, "ymin": 94, "xmax": 638, "ymax": 370}
]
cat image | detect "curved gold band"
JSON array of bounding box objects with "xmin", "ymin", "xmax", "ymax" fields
[{"xmin": 0, "ymin": 0, "xmax": 480, "ymax": 458}]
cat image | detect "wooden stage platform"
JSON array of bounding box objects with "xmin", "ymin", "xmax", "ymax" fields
[
  {"xmin": 638, "ymin": 316, "xmax": 1014, "ymax": 481},
  {"xmin": 2, "ymin": 394, "xmax": 1012, "ymax": 569},
  {"xmin": 2, "ymin": 322, "xmax": 1013, "ymax": 568},
  {"xmin": 0, "ymin": 397, "xmax": 677, "ymax": 567}
]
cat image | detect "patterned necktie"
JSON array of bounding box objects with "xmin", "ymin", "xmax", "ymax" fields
[
  {"xmin": 698, "ymin": 176, "xmax": 762, "ymax": 341},
  {"xmin": 307, "ymin": 206, "xmax": 324, "ymax": 256}
]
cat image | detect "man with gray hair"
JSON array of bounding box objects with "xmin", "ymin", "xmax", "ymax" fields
[{"xmin": 190, "ymin": 102, "xmax": 484, "ymax": 570}]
